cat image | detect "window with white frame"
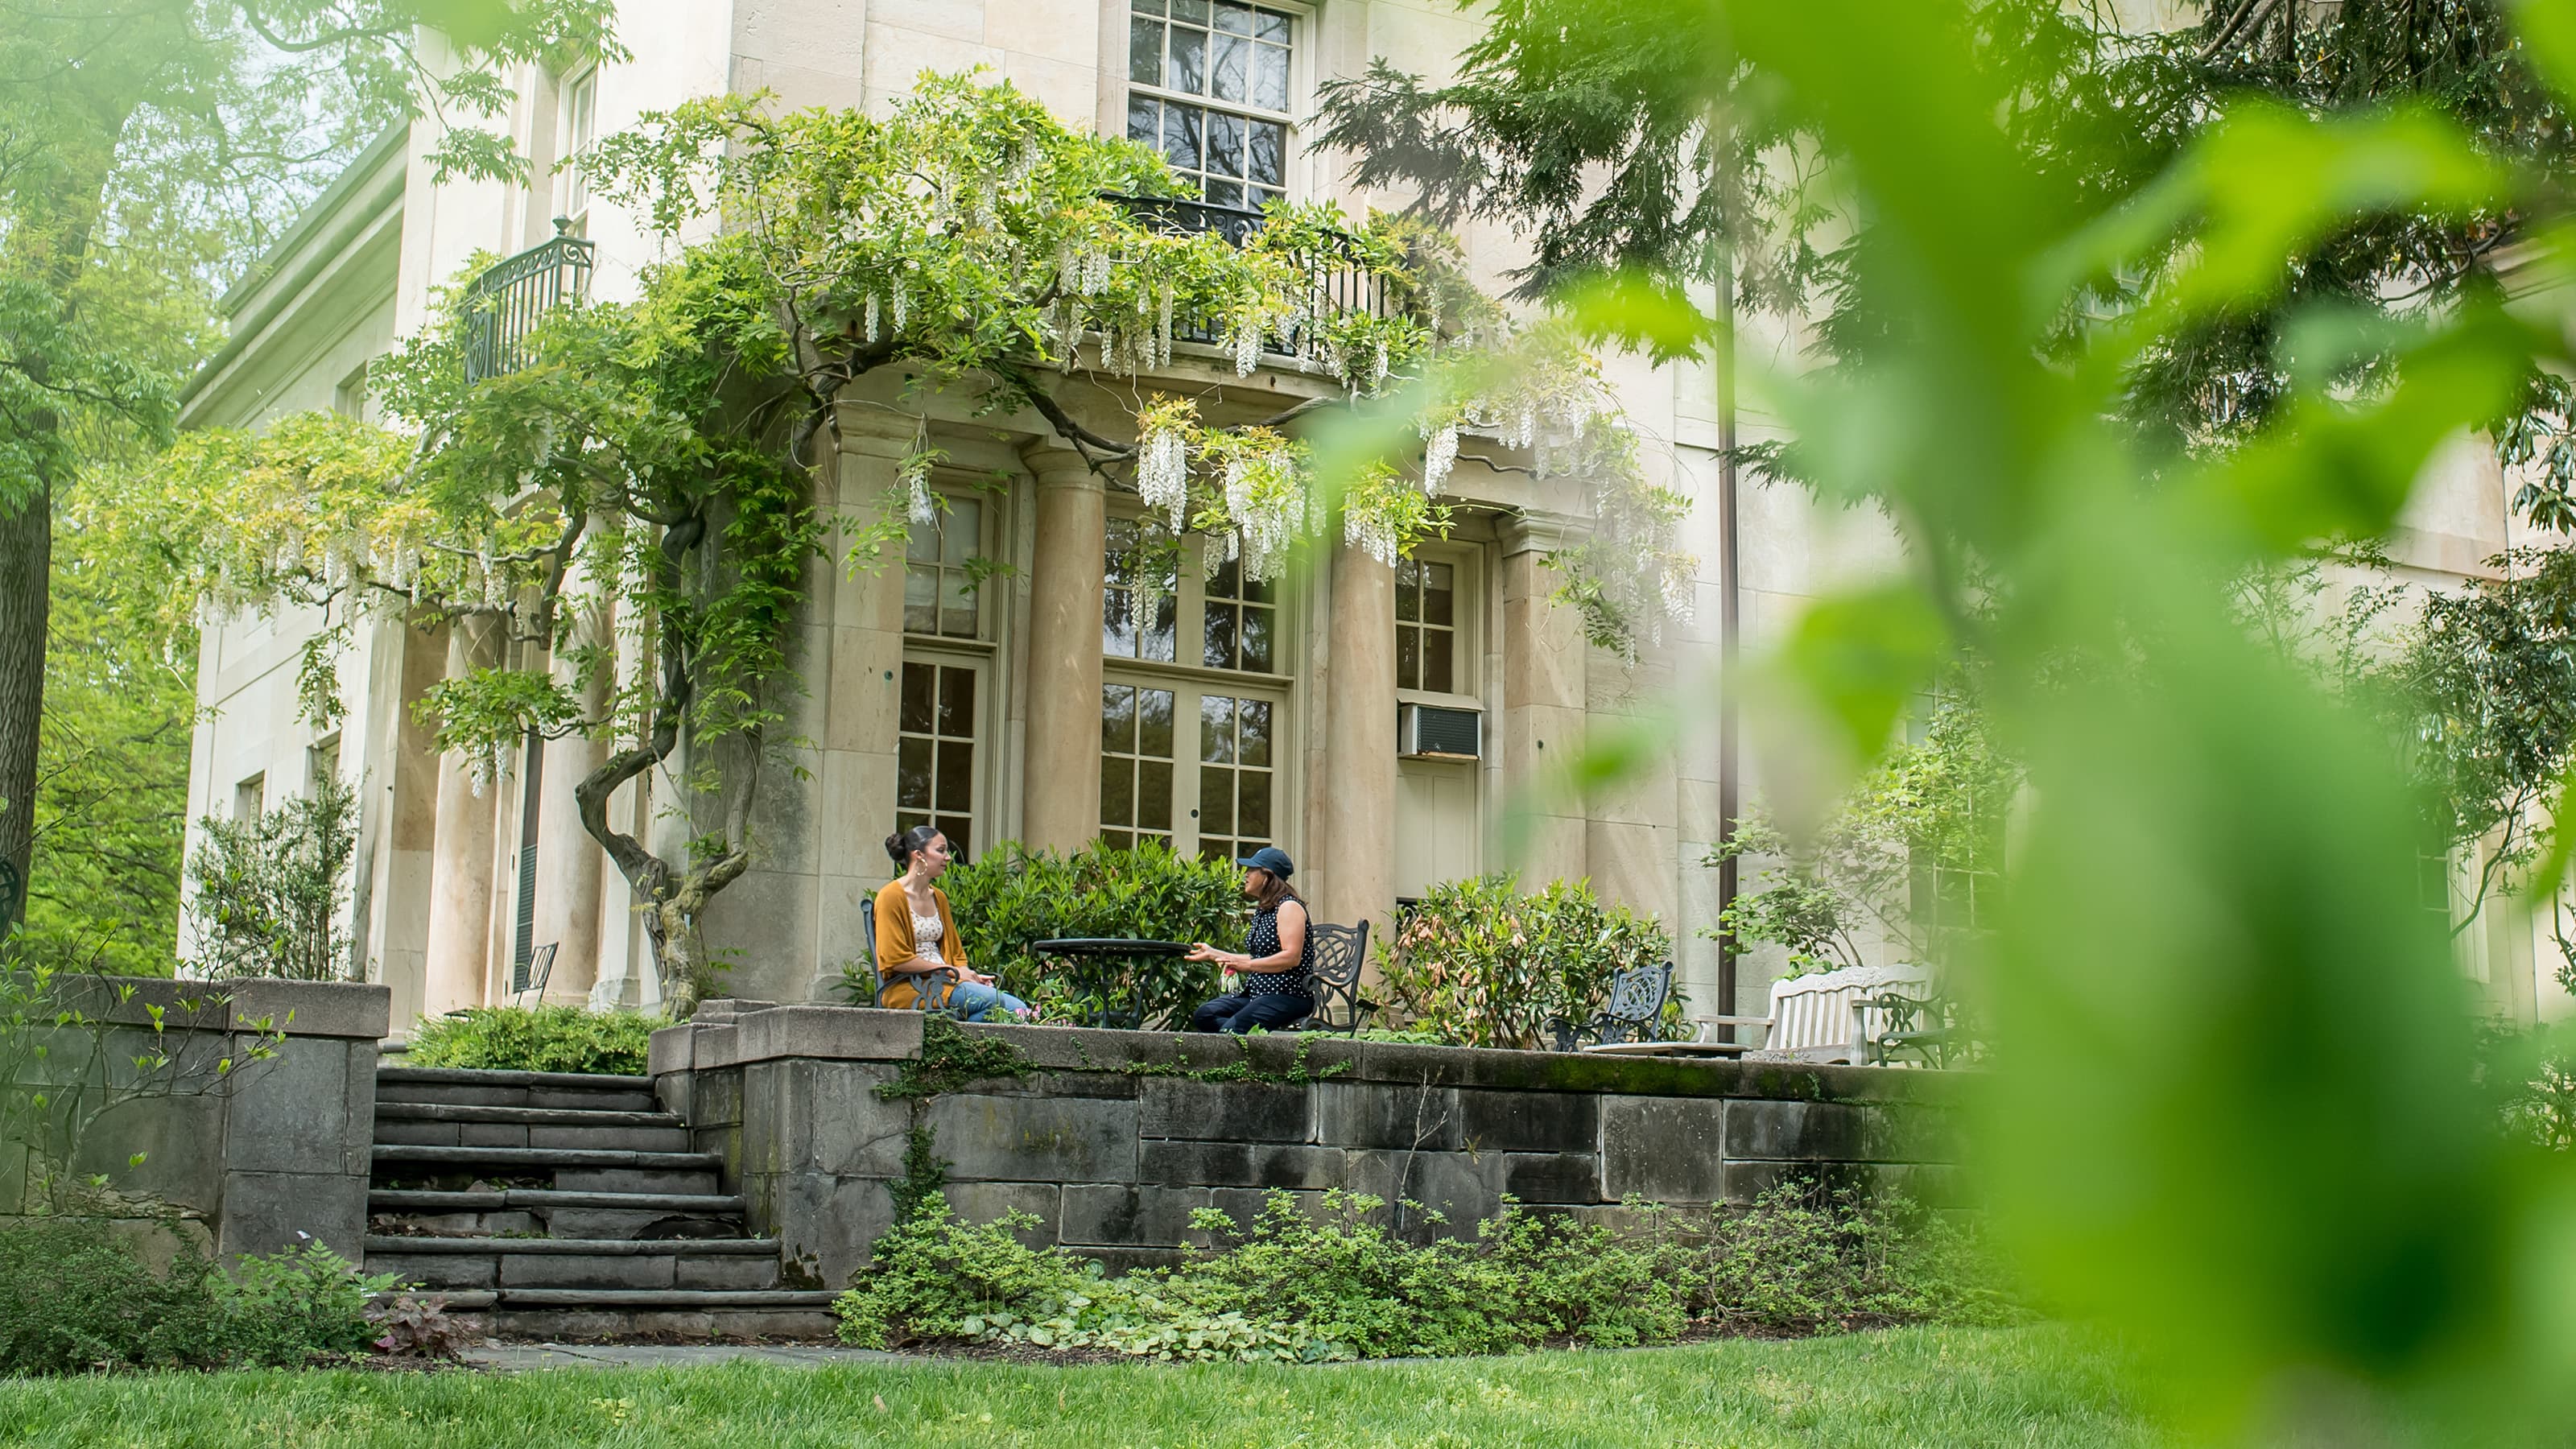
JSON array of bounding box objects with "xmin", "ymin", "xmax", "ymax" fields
[
  {"xmin": 904, "ymin": 493, "xmax": 987, "ymax": 640},
  {"xmin": 559, "ymin": 66, "xmax": 599, "ymax": 229},
  {"xmin": 900, "ymin": 485, "xmax": 994, "ymax": 855},
  {"xmin": 1126, "ymin": 0, "xmax": 1295, "ymax": 210}
]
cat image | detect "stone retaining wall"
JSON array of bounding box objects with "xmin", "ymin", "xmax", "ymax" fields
[
  {"xmin": 1, "ymin": 977, "xmax": 389, "ymax": 1261},
  {"xmin": 650, "ymin": 1003, "xmax": 1965, "ymax": 1290}
]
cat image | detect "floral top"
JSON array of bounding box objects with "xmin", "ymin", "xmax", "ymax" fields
[{"xmin": 1240, "ymin": 903, "xmax": 1313, "ymax": 998}]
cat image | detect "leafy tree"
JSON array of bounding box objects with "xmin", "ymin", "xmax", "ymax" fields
[
  {"xmin": 183, "ymin": 773, "xmax": 358, "ymax": 980},
  {"xmin": 108, "ymin": 76, "xmax": 1689, "ymax": 1012},
  {"xmin": 0, "ymin": 1, "xmax": 622, "ymax": 939}
]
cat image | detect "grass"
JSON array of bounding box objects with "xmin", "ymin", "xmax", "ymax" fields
[{"xmin": 0, "ymin": 1325, "xmax": 2169, "ymax": 1448}]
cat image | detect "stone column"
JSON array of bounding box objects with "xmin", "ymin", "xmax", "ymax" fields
[
  {"xmin": 1317, "ymin": 537, "xmax": 1397, "ymax": 940},
  {"xmin": 1500, "ymin": 514, "xmax": 1590, "ymax": 889},
  {"xmin": 1019, "ymin": 440, "xmax": 1107, "ymax": 854},
  {"xmin": 419, "ymin": 613, "xmax": 505, "ymax": 1021},
  {"xmin": 532, "ymin": 593, "xmax": 612, "ymax": 1004}
]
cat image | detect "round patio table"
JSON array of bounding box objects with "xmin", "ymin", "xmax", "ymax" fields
[{"xmin": 1027, "ymin": 938, "xmax": 1193, "ymax": 1029}]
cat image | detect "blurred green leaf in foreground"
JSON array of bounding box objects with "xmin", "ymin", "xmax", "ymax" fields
[{"xmin": 1537, "ymin": 0, "xmax": 2576, "ymax": 1440}]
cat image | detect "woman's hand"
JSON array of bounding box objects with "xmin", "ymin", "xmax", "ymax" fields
[{"xmin": 1183, "ymin": 942, "xmax": 1221, "ymax": 964}]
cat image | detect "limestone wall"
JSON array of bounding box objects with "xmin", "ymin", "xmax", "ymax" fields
[
  {"xmin": 1, "ymin": 978, "xmax": 389, "ymax": 1262},
  {"xmin": 650, "ymin": 1002, "xmax": 1963, "ymax": 1290}
]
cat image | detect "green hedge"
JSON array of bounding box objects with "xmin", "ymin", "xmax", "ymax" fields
[
  {"xmin": 406, "ymin": 1005, "xmax": 667, "ymax": 1075},
  {"xmin": 1375, "ymin": 873, "xmax": 1674, "ymax": 1049}
]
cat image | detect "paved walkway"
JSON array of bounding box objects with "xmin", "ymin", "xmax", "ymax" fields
[{"xmin": 464, "ymin": 1342, "xmax": 901, "ymax": 1371}]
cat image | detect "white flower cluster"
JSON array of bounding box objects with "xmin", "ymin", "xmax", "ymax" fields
[
  {"xmin": 1343, "ymin": 505, "xmax": 1399, "ymax": 568},
  {"xmin": 1222, "ymin": 448, "xmax": 1302, "ymax": 584},
  {"xmin": 903, "ymin": 456, "xmax": 936, "ymax": 526},
  {"xmin": 1137, "ymin": 425, "xmax": 1191, "ymax": 531},
  {"xmin": 1421, "ymin": 423, "xmax": 1459, "ymax": 496}
]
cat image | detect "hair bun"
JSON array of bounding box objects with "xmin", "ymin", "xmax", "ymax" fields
[{"xmin": 884, "ymin": 832, "xmax": 908, "ymax": 866}]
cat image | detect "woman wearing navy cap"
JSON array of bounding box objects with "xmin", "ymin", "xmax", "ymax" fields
[{"xmin": 1184, "ymin": 846, "xmax": 1314, "ymax": 1034}]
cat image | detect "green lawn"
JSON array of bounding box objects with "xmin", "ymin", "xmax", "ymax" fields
[{"xmin": 0, "ymin": 1326, "xmax": 2167, "ymax": 1448}]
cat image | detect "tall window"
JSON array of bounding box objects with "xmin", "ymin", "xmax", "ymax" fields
[
  {"xmin": 1393, "ymin": 557, "xmax": 1457, "ymax": 693},
  {"xmin": 1127, "ymin": 0, "xmax": 1294, "ymax": 209},
  {"xmin": 1202, "ymin": 555, "xmax": 1276, "ymax": 673},
  {"xmin": 898, "ymin": 661, "xmax": 980, "ymax": 854},
  {"xmin": 1104, "ymin": 518, "xmax": 1179, "ymax": 663},
  {"xmin": 905, "ymin": 496, "xmax": 984, "ymax": 639},
  {"xmin": 559, "ymin": 66, "xmax": 599, "ymax": 227},
  {"xmin": 1195, "ymin": 693, "xmax": 1276, "ymax": 862},
  {"xmin": 1100, "ymin": 683, "xmax": 1177, "ymax": 849}
]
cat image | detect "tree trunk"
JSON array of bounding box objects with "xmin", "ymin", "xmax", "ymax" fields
[{"xmin": 0, "ymin": 489, "xmax": 49, "ymax": 935}]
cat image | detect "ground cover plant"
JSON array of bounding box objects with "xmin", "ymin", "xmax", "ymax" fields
[
  {"xmin": 0, "ymin": 1325, "xmax": 2169, "ymax": 1448},
  {"xmin": 834, "ymin": 1183, "xmax": 2012, "ymax": 1362},
  {"xmin": 405, "ymin": 1006, "xmax": 667, "ymax": 1077}
]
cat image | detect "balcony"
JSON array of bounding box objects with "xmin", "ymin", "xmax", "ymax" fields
[
  {"xmin": 461, "ymin": 221, "xmax": 597, "ymax": 384},
  {"xmin": 1106, "ymin": 193, "xmax": 1406, "ymax": 349}
]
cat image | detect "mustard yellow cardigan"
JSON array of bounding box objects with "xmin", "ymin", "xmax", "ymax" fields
[{"xmin": 873, "ymin": 878, "xmax": 967, "ymax": 1009}]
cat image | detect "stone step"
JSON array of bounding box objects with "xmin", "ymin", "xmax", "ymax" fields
[
  {"xmin": 376, "ymin": 1067, "xmax": 657, "ymax": 1114},
  {"xmin": 368, "ymin": 1187, "xmax": 747, "ymax": 1242},
  {"xmin": 367, "ymin": 1236, "xmax": 782, "ymax": 1293},
  {"xmin": 372, "ymin": 1104, "xmax": 691, "ymax": 1154},
  {"xmin": 427, "ymin": 1289, "xmax": 840, "ymax": 1343},
  {"xmin": 371, "ymin": 1145, "xmax": 720, "ymax": 1199}
]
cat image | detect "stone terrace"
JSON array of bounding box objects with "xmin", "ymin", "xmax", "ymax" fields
[{"xmin": 650, "ymin": 1003, "xmax": 1966, "ymax": 1290}]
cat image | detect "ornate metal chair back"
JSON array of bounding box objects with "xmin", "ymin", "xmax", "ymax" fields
[
  {"xmin": 1300, "ymin": 918, "xmax": 1373, "ymax": 1034},
  {"xmin": 1591, "ymin": 961, "xmax": 1675, "ymax": 1046}
]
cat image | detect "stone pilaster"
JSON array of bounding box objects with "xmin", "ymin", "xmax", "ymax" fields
[
  {"xmin": 1499, "ymin": 514, "xmax": 1590, "ymax": 890},
  {"xmin": 1317, "ymin": 538, "xmax": 1397, "ymax": 942},
  {"xmin": 419, "ymin": 613, "xmax": 505, "ymax": 1022},
  {"xmin": 1020, "ymin": 441, "xmax": 1107, "ymax": 855},
  {"xmin": 532, "ymin": 592, "xmax": 611, "ymax": 1004}
]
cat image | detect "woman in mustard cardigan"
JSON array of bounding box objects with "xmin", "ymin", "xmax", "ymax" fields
[{"xmin": 874, "ymin": 825, "xmax": 1030, "ymax": 1020}]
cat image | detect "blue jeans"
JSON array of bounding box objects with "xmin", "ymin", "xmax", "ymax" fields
[
  {"xmin": 938, "ymin": 979, "xmax": 1029, "ymax": 1022},
  {"xmin": 1190, "ymin": 992, "xmax": 1312, "ymax": 1034}
]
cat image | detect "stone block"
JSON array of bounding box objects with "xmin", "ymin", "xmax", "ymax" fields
[
  {"xmin": 1344, "ymin": 1149, "xmax": 1500, "ymax": 1234},
  {"xmin": 554, "ymin": 1166, "xmax": 722, "ymax": 1195},
  {"xmin": 373, "ymin": 1119, "xmax": 463, "ymax": 1148},
  {"xmin": 762, "ymin": 1172, "xmax": 900, "ymax": 1287},
  {"xmin": 1600, "ymin": 1096, "xmax": 1728, "ymax": 1203},
  {"xmin": 751, "ymin": 1059, "xmax": 910, "ymax": 1178},
  {"xmin": 691, "ymin": 1068, "xmax": 744, "ymax": 1129},
  {"xmin": 684, "ymin": 1025, "xmax": 744, "ymax": 1070},
  {"xmin": 502, "ymin": 1253, "xmax": 676, "ymax": 1290},
  {"xmin": 105, "ymin": 1216, "xmax": 214, "ymax": 1278},
  {"xmin": 529, "ymin": 1125, "xmax": 687, "ymax": 1153},
  {"xmin": 1457, "ymin": 1088, "xmax": 1594, "ymax": 1154},
  {"xmin": 1864, "ymin": 1104, "xmax": 1960, "ymax": 1164},
  {"xmin": 675, "ymin": 1253, "xmax": 781, "ymax": 1290},
  {"xmin": 731, "ymin": 1005, "xmax": 924, "ymax": 1065},
  {"xmin": 649, "ymin": 1025, "xmax": 696, "ymax": 1077},
  {"xmin": 942, "ymin": 1182, "xmax": 1062, "ymax": 1247},
  {"xmin": 80, "ymin": 1091, "xmax": 225, "ymax": 1213},
  {"xmin": 1494, "ymin": 1152, "xmax": 1600, "ymax": 1204},
  {"xmin": 1720, "ymin": 1159, "xmax": 1885, "ymax": 1205},
  {"xmin": 923, "ymin": 1093, "xmax": 1138, "ymax": 1183},
  {"xmin": 1058, "ymin": 1184, "xmax": 1215, "ymax": 1248},
  {"xmin": 219, "ymin": 1170, "xmax": 368, "ymax": 1260},
  {"xmin": 1137, "ymin": 1140, "xmax": 1349, "ymax": 1191},
  {"xmin": 226, "ymin": 980, "xmax": 391, "ymax": 1039},
  {"xmin": 224, "ymin": 1036, "xmax": 360, "ymax": 1176},
  {"xmin": 1139, "ymin": 1080, "xmax": 1309, "ymax": 1142},
  {"xmin": 1724, "ymin": 1100, "xmax": 1868, "ymax": 1162},
  {"xmin": 370, "ymin": 1251, "xmax": 497, "ymax": 1290},
  {"xmin": 1313, "ymin": 1080, "xmax": 1460, "ymax": 1151}
]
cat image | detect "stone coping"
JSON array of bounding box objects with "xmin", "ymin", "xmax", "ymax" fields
[
  {"xmin": 650, "ymin": 1002, "xmax": 1960, "ymax": 1106},
  {"xmin": 51, "ymin": 975, "xmax": 390, "ymax": 1040}
]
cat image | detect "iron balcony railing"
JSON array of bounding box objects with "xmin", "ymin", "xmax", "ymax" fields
[
  {"xmin": 1105, "ymin": 192, "xmax": 1406, "ymax": 350},
  {"xmin": 462, "ymin": 220, "xmax": 597, "ymax": 384}
]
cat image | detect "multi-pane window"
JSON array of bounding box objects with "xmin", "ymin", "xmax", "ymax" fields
[
  {"xmin": 1393, "ymin": 557, "xmax": 1457, "ymax": 693},
  {"xmin": 1100, "ymin": 683, "xmax": 1178, "ymax": 849},
  {"xmin": 1195, "ymin": 694, "xmax": 1276, "ymax": 863},
  {"xmin": 898, "ymin": 661, "xmax": 979, "ymax": 855},
  {"xmin": 1202, "ymin": 555, "xmax": 1276, "ymax": 673},
  {"xmin": 560, "ymin": 67, "xmax": 599, "ymax": 225},
  {"xmin": 1127, "ymin": 0, "xmax": 1293, "ymax": 209},
  {"xmin": 1104, "ymin": 518, "xmax": 1179, "ymax": 663},
  {"xmin": 2418, "ymin": 850, "xmax": 2454, "ymax": 919},
  {"xmin": 904, "ymin": 496, "xmax": 984, "ymax": 638}
]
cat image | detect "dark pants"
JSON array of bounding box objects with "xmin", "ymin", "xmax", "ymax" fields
[{"xmin": 1190, "ymin": 991, "xmax": 1313, "ymax": 1034}]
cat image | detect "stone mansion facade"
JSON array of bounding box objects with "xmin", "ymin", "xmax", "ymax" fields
[{"xmin": 174, "ymin": 0, "xmax": 2558, "ymax": 1032}]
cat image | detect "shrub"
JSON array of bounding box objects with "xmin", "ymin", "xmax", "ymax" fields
[
  {"xmin": 927, "ymin": 839, "xmax": 1249, "ymax": 1027},
  {"xmin": 0, "ymin": 1216, "xmax": 399, "ymax": 1373},
  {"xmin": 407, "ymin": 1005, "xmax": 666, "ymax": 1075},
  {"xmin": 834, "ymin": 1182, "xmax": 2013, "ymax": 1362},
  {"xmin": 183, "ymin": 774, "xmax": 360, "ymax": 980},
  {"xmin": 1374, "ymin": 874, "xmax": 1674, "ymax": 1049}
]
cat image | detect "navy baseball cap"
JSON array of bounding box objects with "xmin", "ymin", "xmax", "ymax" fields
[{"xmin": 1236, "ymin": 846, "xmax": 1294, "ymax": 878}]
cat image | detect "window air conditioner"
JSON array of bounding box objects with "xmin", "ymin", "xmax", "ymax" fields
[{"xmin": 1398, "ymin": 704, "xmax": 1482, "ymax": 760}]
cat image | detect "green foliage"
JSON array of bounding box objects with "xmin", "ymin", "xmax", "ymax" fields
[
  {"xmin": 406, "ymin": 1006, "xmax": 667, "ymax": 1076},
  {"xmin": 1706, "ymin": 696, "xmax": 2017, "ymax": 975},
  {"xmin": 875, "ymin": 1014, "xmax": 1039, "ymax": 1102},
  {"xmin": 0, "ymin": 1216, "xmax": 397, "ymax": 1373},
  {"xmin": 834, "ymin": 1184, "xmax": 2010, "ymax": 1361},
  {"xmin": 936, "ymin": 839, "xmax": 1249, "ymax": 1029},
  {"xmin": 181, "ymin": 774, "xmax": 359, "ymax": 981},
  {"xmin": 1375, "ymin": 874, "xmax": 1673, "ymax": 1049}
]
